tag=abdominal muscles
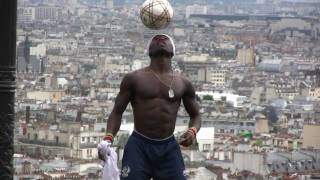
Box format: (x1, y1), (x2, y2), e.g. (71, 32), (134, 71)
(131, 97), (181, 139)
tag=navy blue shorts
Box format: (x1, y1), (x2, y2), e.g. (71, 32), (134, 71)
(120, 131), (186, 180)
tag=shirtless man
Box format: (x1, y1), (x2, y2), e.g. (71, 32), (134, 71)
(100, 34), (201, 180)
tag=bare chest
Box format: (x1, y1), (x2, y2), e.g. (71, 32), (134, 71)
(133, 73), (185, 101)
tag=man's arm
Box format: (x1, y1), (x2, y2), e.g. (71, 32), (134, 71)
(98, 74), (133, 161)
(182, 78), (201, 131)
(106, 73), (133, 136)
(180, 77), (201, 147)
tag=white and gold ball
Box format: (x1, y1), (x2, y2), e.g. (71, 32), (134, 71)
(140, 0), (173, 30)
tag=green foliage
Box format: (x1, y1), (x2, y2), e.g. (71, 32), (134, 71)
(203, 95), (213, 101)
(254, 140), (263, 147)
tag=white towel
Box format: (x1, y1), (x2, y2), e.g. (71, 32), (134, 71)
(97, 141), (120, 180)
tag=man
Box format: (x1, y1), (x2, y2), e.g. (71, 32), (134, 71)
(99, 34), (201, 180)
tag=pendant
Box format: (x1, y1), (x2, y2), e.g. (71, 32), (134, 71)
(168, 89), (174, 98)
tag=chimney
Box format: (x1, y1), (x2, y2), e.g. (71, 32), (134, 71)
(76, 106), (84, 122)
(23, 106), (30, 135)
(76, 111), (82, 122)
(26, 106), (30, 124)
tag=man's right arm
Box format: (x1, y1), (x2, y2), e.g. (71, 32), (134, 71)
(106, 73), (133, 136)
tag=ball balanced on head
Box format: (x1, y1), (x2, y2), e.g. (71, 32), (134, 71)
(140, 0), (173, 30)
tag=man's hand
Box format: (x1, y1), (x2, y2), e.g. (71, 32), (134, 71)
(179, 131), (194, 147)
(97, 140), (111, 161)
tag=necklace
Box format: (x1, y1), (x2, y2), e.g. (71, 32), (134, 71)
(149, 68), (175, 98)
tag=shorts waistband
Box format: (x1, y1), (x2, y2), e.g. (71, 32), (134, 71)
(132, 130), (175, 144)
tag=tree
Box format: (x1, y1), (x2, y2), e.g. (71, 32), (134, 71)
(203, 95), (213, 101)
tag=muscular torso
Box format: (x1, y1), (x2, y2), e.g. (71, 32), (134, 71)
(129, 68), (186, 139)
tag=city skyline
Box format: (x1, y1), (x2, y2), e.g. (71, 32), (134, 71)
(13, 0), (320, 179)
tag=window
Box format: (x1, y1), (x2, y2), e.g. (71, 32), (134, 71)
(203, 144), (211, 151)
(55, 136), (59, 144)
(87, 149), (92, 157)
(246, 122), (254, 126)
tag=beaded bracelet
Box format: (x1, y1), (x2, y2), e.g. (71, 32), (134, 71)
(187, 127), (198, 138)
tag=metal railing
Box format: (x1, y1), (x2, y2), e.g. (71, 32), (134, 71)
(18, 138), (69, 147)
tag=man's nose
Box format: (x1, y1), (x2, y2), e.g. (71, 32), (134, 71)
(158, 41), (166, 47)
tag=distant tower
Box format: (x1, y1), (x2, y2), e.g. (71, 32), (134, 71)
(311, 23), (319, 40)
(23, 35), (31, 72)
(40, 56), (46, 74)
(316, 65), (320, 87)
(250, 39), (256, 66)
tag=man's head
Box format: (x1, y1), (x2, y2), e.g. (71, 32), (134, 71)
(147, 34), (175, 59)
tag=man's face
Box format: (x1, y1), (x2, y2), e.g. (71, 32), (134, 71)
(151, 50), (172, 60)
(149, 35), (174, 59)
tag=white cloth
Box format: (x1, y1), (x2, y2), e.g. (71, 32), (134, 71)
(97, 141), (120, 180)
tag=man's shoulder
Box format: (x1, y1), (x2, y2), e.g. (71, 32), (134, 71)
(176, 71), (191, 84)
(134, 67), (149, 74)
(126, 68), (148, 77)
(122, 68), (148, 81)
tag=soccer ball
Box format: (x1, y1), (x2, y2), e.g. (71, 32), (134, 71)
(140, 0), (173, 30)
